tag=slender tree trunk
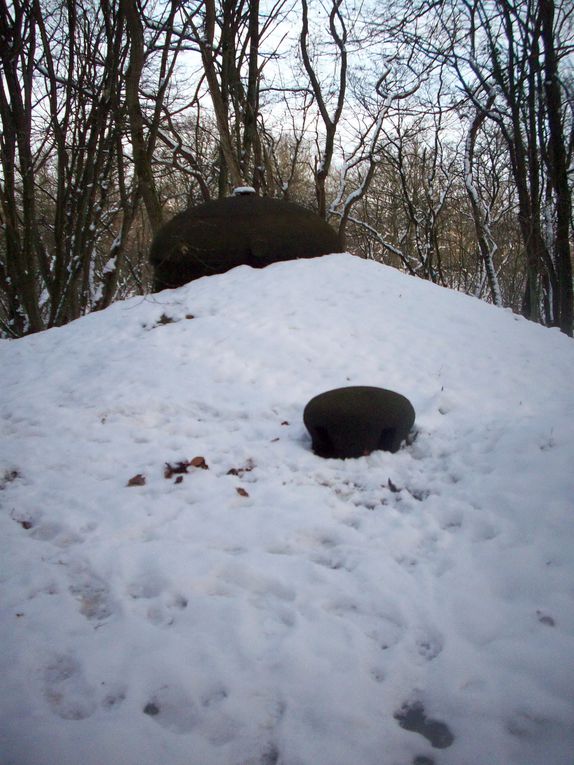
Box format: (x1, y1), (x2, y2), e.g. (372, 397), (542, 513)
(539, 0), (573, 336)
(464, 106), (503, 306)
(196, 0), (243, 190)
(300, 0), (347, 217)
(243, 0), (262, 189)
(122, 0), (163, 234)
(0, 0), (44, 333)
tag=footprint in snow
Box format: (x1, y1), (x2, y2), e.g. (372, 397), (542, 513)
(394, 701), (454, 749)
(311, 548), (356, 571)
(415, 630), (444, 662)
(255, 743), (281, 764)
(146, 593), (188, 627)
(219, 562), (296, 604)
(44, 654), (96, 720)
(68, 563), (116, 623)
(325, 598), (404, 651)
(127, 573), (188, 627)
(143, 684), (197, 733)
(29, 521), (84, 547)
(200, 682), (229, 709)
(196, 682), (242, 746)
(127, 571), (165, 601)
(101, 683), (127, 711)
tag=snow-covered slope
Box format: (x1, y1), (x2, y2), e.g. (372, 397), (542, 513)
(1, 253), (573, 765)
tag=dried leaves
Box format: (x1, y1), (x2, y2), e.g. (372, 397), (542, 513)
(143, 313), (195, 330)
(128, 457), (210, 487)
(127, 474), (146, 487)
(127, 455), (254, 497)
(164, 457), (208, 479)
(226, 459), (255, 477)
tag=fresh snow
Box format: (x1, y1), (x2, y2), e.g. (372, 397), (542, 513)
(1, 253), (573, 765)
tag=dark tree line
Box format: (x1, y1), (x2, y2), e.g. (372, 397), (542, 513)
(1, 0), (572, 337)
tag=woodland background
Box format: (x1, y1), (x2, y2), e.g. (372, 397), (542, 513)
(1, 0), (572, 337)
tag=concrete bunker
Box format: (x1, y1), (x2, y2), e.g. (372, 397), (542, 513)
(150, 192), (342, 291)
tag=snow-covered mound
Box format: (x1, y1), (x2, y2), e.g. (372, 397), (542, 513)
(1, 253), (573, 765)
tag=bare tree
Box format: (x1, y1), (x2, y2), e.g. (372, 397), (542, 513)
(424, 0), (574, 334)
(0, 0), (198, 335)
(539, 0), (574, 335)
(0, 0), (132, 333)
(464, 102), (502, 306)
(0, 0), (44, 334)
(180, 0), (289, 195)
(299, 0), (347, 219)
(298, 0), (424, 247)
(371, 105), (457, 285)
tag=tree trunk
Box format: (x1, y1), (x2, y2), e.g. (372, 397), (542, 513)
(198, 0), (243, 191)
(539, 0), (573, 336)
(122, 0), (163, 234)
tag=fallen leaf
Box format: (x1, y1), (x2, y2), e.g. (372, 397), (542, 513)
(227, 459), (254, 476)
(236, 487), (249, 497)
(165, 457), (209, 479)
(127, 474), (146, 487)
(164, 461), (190, 479)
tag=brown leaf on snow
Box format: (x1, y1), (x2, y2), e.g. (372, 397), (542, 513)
(165, 457), (208, 479)
(226, 459), (255, 477)
(164, 462), (189, 479)
(236, 487), (249, 497)
(163, 462), (189, 479)
(190, 456), (209, 470)
(127, 474), (146, 487)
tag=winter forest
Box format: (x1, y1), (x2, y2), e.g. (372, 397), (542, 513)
(1, 0), (573, 338)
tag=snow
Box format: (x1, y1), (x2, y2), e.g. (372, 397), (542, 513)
(1, 253), (573, 765)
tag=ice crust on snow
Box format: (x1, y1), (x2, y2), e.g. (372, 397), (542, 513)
(1, 253), (573, 765)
